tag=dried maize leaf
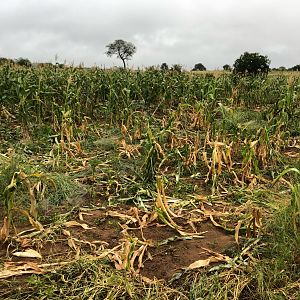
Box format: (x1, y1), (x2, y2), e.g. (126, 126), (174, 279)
(13, 249), (42, 259)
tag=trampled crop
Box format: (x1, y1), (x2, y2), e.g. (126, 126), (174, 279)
(0, 65), (299, 299)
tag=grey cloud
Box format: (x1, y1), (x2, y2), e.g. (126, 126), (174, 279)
(0, 0), (299, 69)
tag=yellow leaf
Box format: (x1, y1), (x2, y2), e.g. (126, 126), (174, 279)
(19, 210), (44, 231)
(26, 262), (43, 272)
(0, 217), (9, 242)
(67, 238), (77, 250)
(64, 221), (94, 230)
(62, 229), (71, 237)
(75, 247), (81, 260)
(0, 262), (43, 279)
(19, 238), (32, 248)
(187, 258), (211, 269)
(13, 249), (42, 259)
(106, 212), (137, 224)
(78, 212), (93, 221)
(235, 220), (243, 244)
(28, 215), (44, 231)
(209, 215), (222, 228)
(187, 253), (229, 270)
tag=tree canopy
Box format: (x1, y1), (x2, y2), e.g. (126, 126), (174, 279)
(160, 63), (169, 71)
(105, 39), (136, 69)
(171, 64), (183, 72)
(290, 64), (300, 71)
(233, 52), (270, 75)
(192, 63), (206, 71)
(223, 64), (232, 71)
(0, 57), (14, 65)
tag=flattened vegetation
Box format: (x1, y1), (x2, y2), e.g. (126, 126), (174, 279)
(0, 201), (240, 281)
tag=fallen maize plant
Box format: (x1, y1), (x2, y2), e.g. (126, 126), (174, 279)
(0, 65), (299, 299)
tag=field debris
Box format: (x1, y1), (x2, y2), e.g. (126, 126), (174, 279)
(0, 66), (299, 298)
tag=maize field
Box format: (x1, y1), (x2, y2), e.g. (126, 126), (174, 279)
(0, 64), (299, 299)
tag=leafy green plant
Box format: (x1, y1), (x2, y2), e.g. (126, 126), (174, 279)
(273, 167), (300, 214)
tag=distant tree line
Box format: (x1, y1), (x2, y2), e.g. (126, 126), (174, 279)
(2, 40), (300, 75)
(272, 65), (300, 71)
(104, 40), (300, 75)
(0, 57), (32, 66)
(0, 57), (65, 68)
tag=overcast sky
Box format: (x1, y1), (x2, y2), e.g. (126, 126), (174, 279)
(0, 0), (299, 69)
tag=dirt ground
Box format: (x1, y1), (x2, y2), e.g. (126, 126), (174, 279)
(0, 202), (237, 281)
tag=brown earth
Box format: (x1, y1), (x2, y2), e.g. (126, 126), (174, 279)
(138, 223), (235, 280)
(0, 203), (236, 281)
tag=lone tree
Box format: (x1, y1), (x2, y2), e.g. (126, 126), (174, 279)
(277, 66), (286, 71)
(160, 62), (169, 71)
(233, 52), (270, 75)
(171, 64), (183, 72)
(192, 63), (206, 71)
(15, 57), (32, 67)
(223, 64), (232, 71)
(105, 39), (136, 69)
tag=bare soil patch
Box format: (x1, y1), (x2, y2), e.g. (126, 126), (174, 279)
(0, 203), (236, 281)
(139, 223), (234, 279)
